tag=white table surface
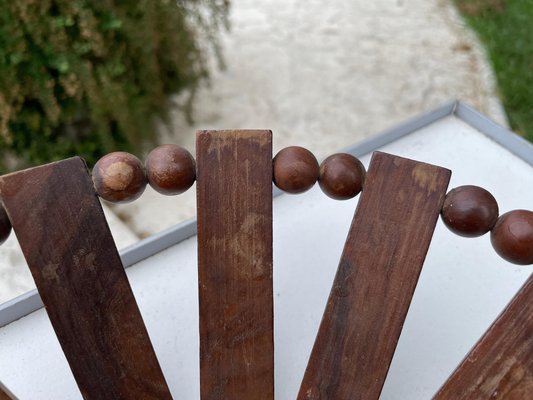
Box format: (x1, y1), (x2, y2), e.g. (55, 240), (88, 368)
(1, 114), (532, 399)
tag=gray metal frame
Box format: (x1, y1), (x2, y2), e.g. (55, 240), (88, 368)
(2, 100), (532, 328)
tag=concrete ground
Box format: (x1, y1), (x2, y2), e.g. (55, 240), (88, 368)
(0, 0), (507, 303)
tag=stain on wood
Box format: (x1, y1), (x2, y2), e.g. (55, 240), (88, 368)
(196, 130), (273, 400)
(298, 151), (451, 400)
(0, 158), (172, 400)
(433, 274), (533, 399)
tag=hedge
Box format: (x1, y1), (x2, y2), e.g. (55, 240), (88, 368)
(0, 0), (229, 172)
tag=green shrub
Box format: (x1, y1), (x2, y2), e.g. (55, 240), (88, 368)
(0, 0), (229, 172)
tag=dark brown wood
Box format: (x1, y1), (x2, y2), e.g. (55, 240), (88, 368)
(434, 273), (533, 399)
(441, 185), (499, 237)
(318, 153), (366, 200)
(0, 390), (9, 400)
(92, 151), (147, 203)
(491, 210), (533, 265)
(196, 130), (274, 400)
(146, 144), (196, 195)
(273, 146), (319, 194)
(0, 158), (172, 400)
(298, 151), (451, 400)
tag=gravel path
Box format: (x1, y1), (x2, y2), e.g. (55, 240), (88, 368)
(110, 0), (506, 237)
(0, 0), (507, 303)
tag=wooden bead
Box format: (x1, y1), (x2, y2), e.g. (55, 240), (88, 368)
(145, 144), (196, 195)
(273, 146), (319, 194)
(441, 185), (499, 237)
(491, 210), (533, 265)
(0, 203), (12, 245)
(92, 152), (147, 203)
(319, 153), (365, 200)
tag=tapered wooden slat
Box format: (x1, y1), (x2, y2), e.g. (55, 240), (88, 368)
(196, 130), (274, 400)
(298, 151), (451, 400)
(433, 274), (533, 399)
(0, 158), (172, 400)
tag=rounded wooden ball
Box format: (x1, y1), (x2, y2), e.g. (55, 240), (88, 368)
(441, 185), (499, 237)
(318, 153), (366, 200)
(92, 152), (147, 203)
(273, 146), (319, 194)
(491, 210), (533, 265)
(0, 204), (11, 245)
(145, 144), (196, 195)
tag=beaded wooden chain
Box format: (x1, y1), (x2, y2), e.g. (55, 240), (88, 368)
(0, 144), (532, 266)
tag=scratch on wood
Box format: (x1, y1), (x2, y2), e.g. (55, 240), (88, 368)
(412, 164), (439, 194)
(42, 262), (60, 283)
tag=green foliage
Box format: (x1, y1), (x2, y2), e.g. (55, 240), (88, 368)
(0, 0), (229, 171)
(454, 0), (533, 142)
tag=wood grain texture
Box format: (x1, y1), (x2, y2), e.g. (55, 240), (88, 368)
(434, 274), (533, 399)
(196, 130), (273, 400)
(298, 151), (451, 400)
(0, 158), (172, 400)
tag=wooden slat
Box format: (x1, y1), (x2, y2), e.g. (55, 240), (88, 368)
(433, 274), (533, 399)
(196, 130), (273, 399)
(0, 158), (172, 400)
(298, 151), (451, 400)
